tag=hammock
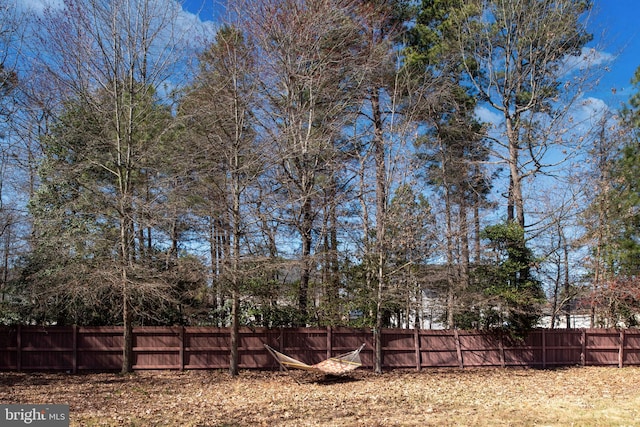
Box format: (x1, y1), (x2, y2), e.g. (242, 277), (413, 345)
(264, 343), (366, 375)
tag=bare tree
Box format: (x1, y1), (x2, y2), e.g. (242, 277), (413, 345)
(452, 0), (594, 228)
(576, 111), (630, 327)
(180, 24), (261, 376)
(0, 1), (26, 310)
(236, 0), (363, 323)
(348, 0), (455, 371)
(534, 184), (583, 328)
(28, 0), (194, 372)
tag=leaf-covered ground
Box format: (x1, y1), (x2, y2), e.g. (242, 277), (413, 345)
(1, 367), (639, 426)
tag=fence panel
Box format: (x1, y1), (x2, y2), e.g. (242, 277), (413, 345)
(420, 330), (458, 368)
(457, 331), (502, 367)
(77, 327), (122, 371)
(500, 331), (536, 367)
(2, 326), (640, 372)
(184, 327), (228, 369)
(133, 327), (182, 370)
(544, 329), (583, 367)
(240, 328), (277, 369)
(0, 327), (17, 370)
(382, 329), (416, 369)
(585, 330), (620, 366)
(623, 331), (640, 366)
(17, 327), (75, 371)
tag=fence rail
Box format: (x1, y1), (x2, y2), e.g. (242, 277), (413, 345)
(1, 326), (639, 372)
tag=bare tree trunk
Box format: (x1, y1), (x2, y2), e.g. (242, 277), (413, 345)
(505, 113), (524, 227)
(372, 89), (386, 374)
(121, 266), (133, 374)
(444, 186), (455, 329)
(229, 151), (242, 376)
(460, 197), (470, 291)
(299, 199), (313, 324)
(0, 219), (10, 303)
(473, 203), (481, 262)
(563, 241), (571, 329)
(229, 278), (240, 375)
(322, 183), (340, 324)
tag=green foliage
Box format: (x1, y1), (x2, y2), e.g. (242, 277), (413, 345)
(6, 0), (611, 334)
(598, 66), (640, 279)
(16, 81), (211, 327)
(608, 144), (640, 276)
(458, 222), (545, 336)
(405, 0), (473, 68)
(576, 65), (640, 327)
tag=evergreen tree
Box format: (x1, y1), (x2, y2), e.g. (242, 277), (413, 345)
(407, 0), (494, 328)
(180, 24), (261, 376)
(23, 86), (205, 327)
(461, 222), (545, 336)
(444, 0), (593, 228)
(582, 67), (640, 326)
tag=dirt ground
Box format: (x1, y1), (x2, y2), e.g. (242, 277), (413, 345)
(1, 366), (639, 426)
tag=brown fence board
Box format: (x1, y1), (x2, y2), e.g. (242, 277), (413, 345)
(418, 330), (458, 368)
(623, 332), (640, 366)
(458, 331), (502, 367)
(382, 329), (415, 369)
(2, 326), (640, 372)
(584, 330), (620, 366)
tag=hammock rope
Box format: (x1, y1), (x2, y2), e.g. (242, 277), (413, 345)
(264, 343), (366, 375)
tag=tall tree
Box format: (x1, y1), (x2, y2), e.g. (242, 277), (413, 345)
(580, 69), (640, 326)
(351, 0), (445, 372)
(613, 67), (640, 277)
(237, 0), (363, 323)
(0, 0), (24, 315)
(575, 111), (621, 327)
(27, 0), (194, 372)
(180, 24), (260, 376)
(406, 0), (494, 329)
(417, 110), (492, 328)
(449, 0), (592, 228)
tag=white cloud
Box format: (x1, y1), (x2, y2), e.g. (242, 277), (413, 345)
(16, 0), (217, 38)
(561, 46), (615, 76)
(15, 0), (63, 13)
(475, 105), (504, 127)
(574, 96), (609, 123)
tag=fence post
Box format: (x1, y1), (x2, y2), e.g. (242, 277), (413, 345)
(16, 324), (21, 371)
(72, 325), (78, 374)
(542, 328), (546, 369)
(454, 329), (463, 368)
(326, 326), (332, 359)
(499, 334), (505, 368)
(581, 329), (586, 366)
(619, 330), (625, 368)
(414, 328), (421, 371)
(179, 326), (185, 371)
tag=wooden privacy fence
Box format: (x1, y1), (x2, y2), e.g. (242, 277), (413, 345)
(1, 326), (640, 373)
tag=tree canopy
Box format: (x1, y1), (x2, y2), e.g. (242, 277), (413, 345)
(0, 0), (638, 374)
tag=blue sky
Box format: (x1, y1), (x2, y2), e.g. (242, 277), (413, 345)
(181, 0), (226, 23)
(588, 0), (640, 107)
(15, 0), (640, 113)
(180, 0), (640, 112)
